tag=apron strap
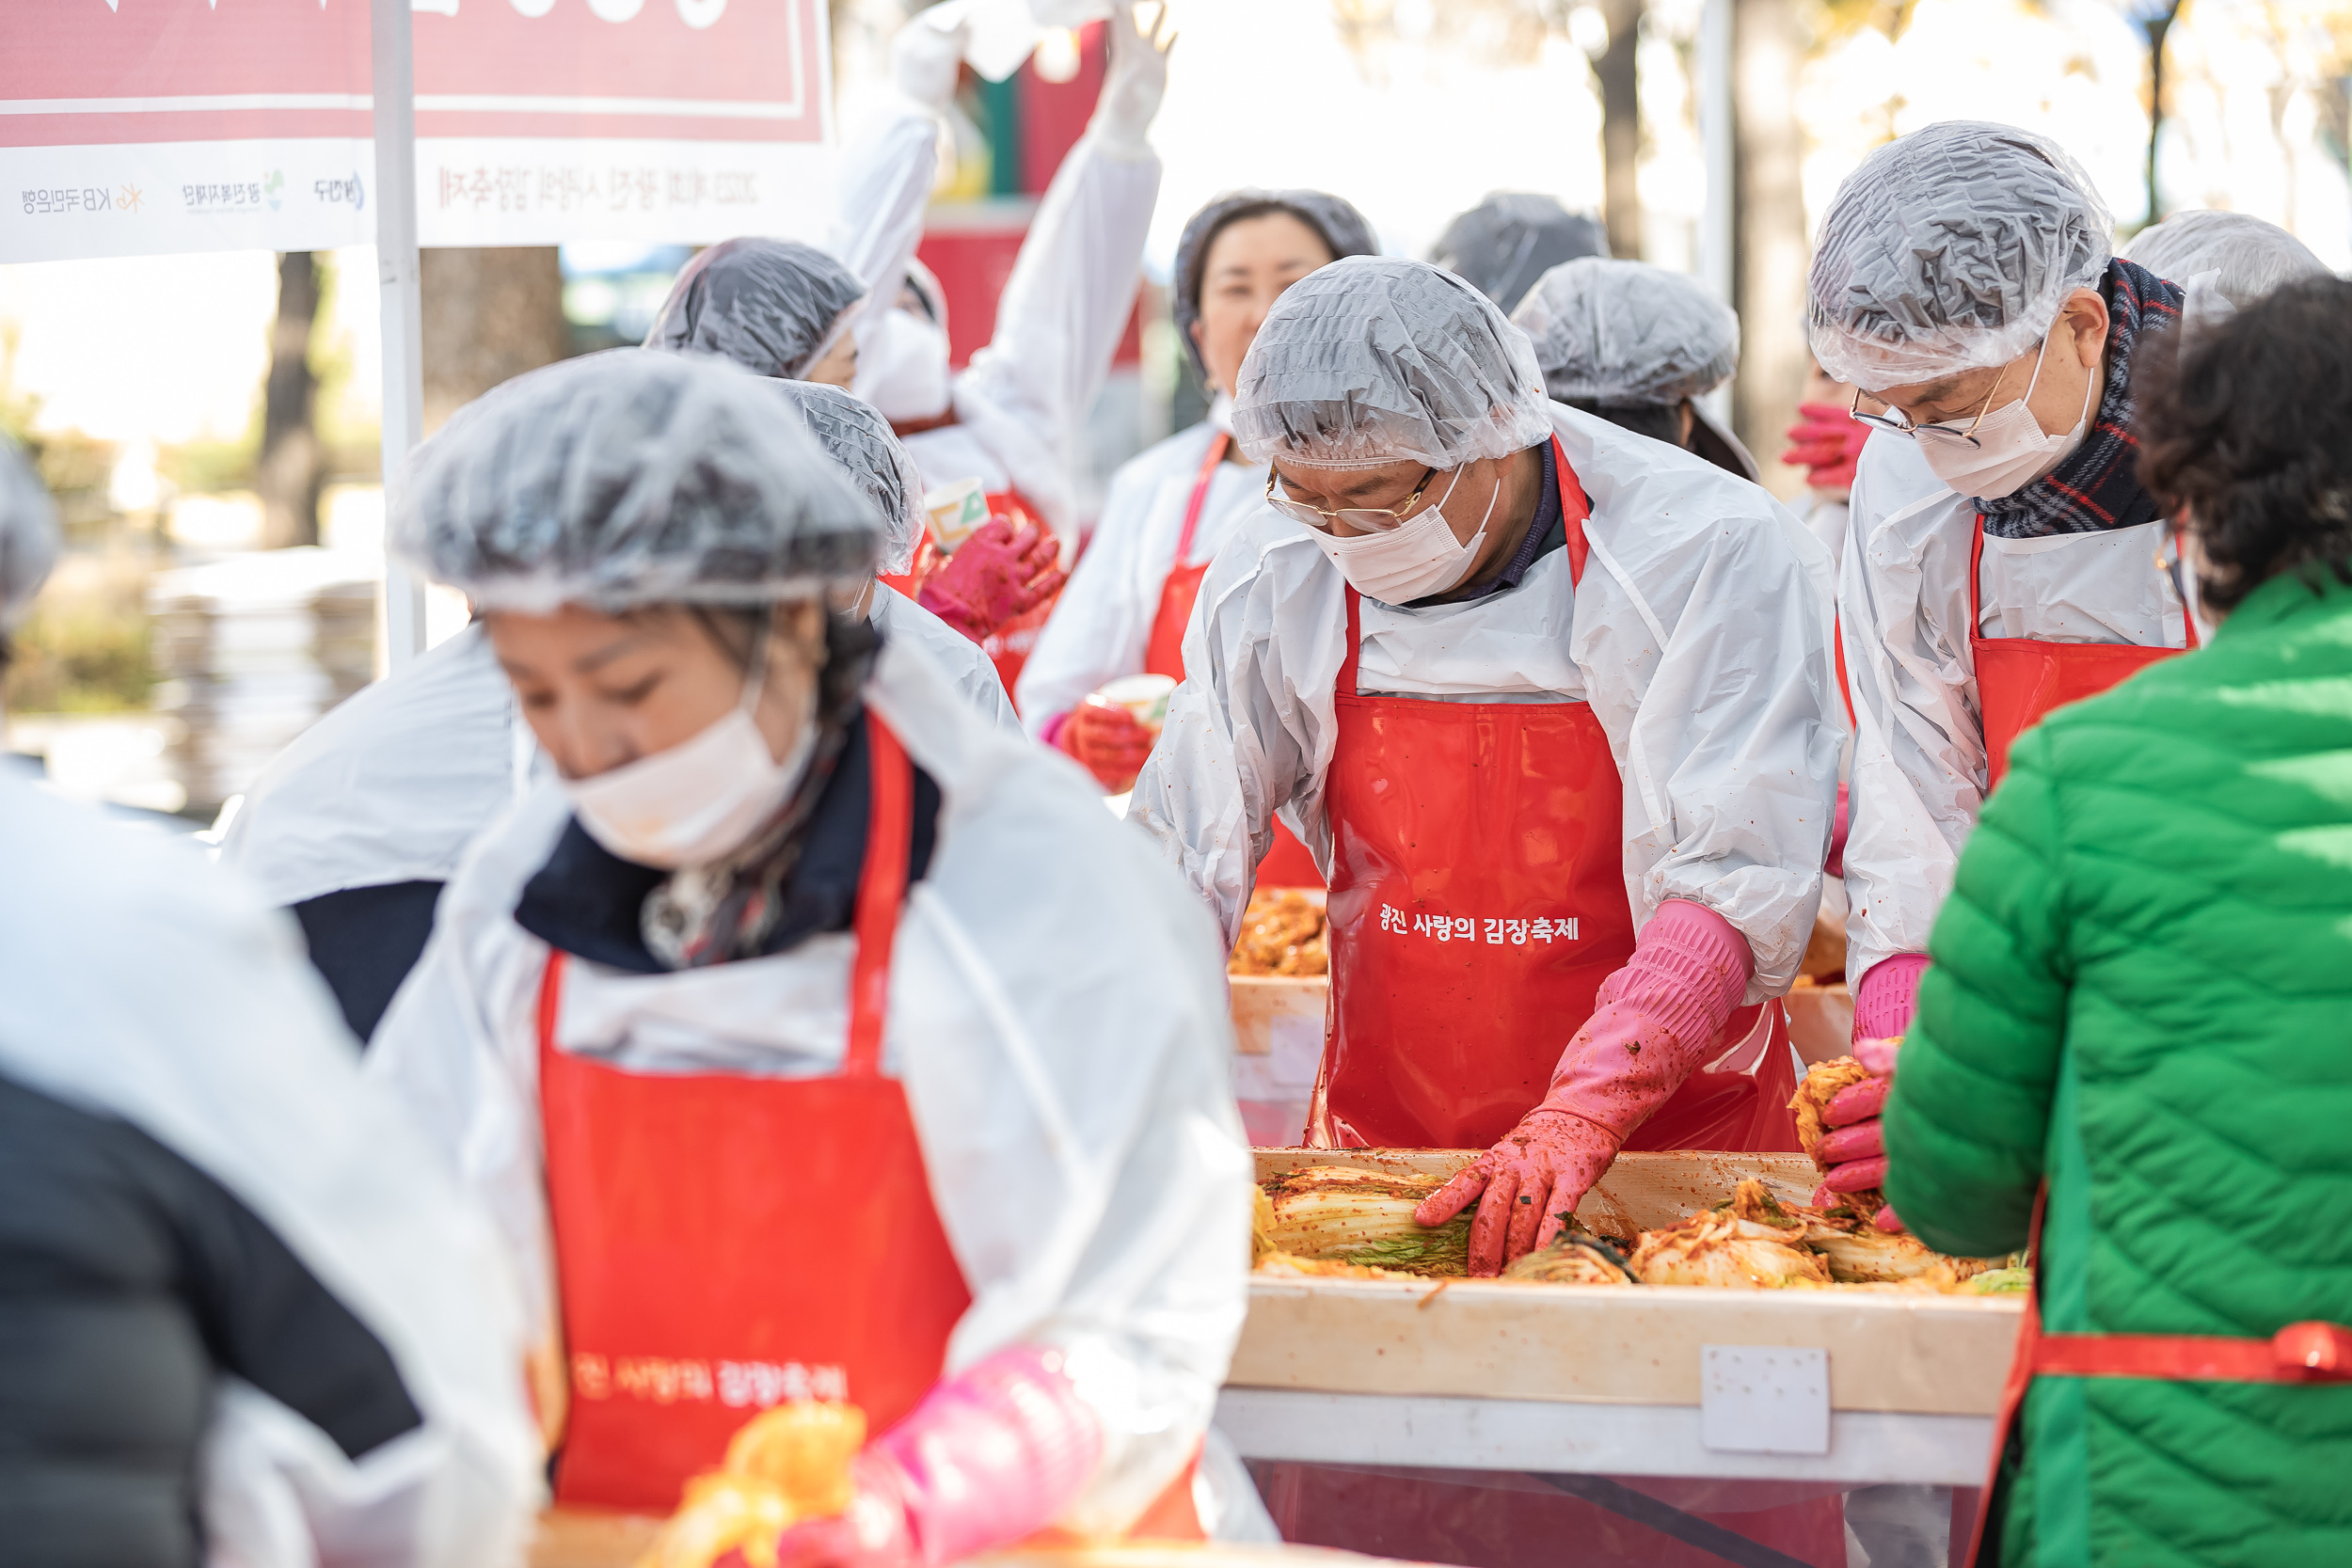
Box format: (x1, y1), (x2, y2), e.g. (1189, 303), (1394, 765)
(1970, 512), (1988, 639)
(1552, 435), (1593, 589)
(847, 710), (914, 1078)
(1173, 432), (1230, 570)
(537, 948), (568, 1054)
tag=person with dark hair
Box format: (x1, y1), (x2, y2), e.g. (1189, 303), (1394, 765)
(1428, 191), (1608, 314)
(1017, 188), (1375, 849)
(1511, 256), (1759, 480)
(1878, 274), (2352, 1566)
(365, 350), (1252, 1554)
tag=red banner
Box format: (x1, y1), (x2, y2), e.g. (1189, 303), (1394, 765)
(2, 0), (834, 261)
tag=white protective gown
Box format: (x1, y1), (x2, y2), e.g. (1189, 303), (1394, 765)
(842, 107), (1161, 541)
(1128, 404), (1846, 1002)
(366, 634), (1251, 1537)
(1016, 401), (1258, 730)
(221, 596), (1015, 911)
(1836, 431), (2196, 986)
(0, 778), (538, 1568)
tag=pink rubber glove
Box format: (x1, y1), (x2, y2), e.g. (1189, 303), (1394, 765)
(1417, 900), (1754, 1275)
(1055, 702), (1155, 793)
(1781, 401), (1869, 493)
(1816, 1035), (1906, 1232)
(1851, 952), (1927, 1044)
(916, 518), (1068, 644)
(771, 1345), (1104, 1568)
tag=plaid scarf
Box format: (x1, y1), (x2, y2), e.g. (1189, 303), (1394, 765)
(1979, 258), (2185, 540)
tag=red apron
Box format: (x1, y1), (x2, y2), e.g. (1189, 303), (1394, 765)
(1309, 436), (1798, 1152)
(1145, 432), (1323, 891)
(1970, 517), (2199, 787)
(1963, 1191), (2352, 1566)
(536, 714), (971, 1511)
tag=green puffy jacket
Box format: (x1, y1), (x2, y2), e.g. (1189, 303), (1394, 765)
(1884, 568), (2352, 1568)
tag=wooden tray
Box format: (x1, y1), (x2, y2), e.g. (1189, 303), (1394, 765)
(1240, 1149), (2021, 1417)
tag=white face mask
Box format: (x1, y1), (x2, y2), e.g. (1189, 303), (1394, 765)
(855, 307), (953, 424)
(1915, 334), (2096, 500)
(1304, 466), (1501, 604)
(563, 652), (814, 870)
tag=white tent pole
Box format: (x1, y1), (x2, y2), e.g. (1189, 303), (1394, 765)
(1694, 0), (1736, 424)
(373, 0), (427, 670)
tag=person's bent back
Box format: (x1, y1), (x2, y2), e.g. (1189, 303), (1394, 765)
(0, 780), (537, 1567)
(1883, 277), (2352, 1567)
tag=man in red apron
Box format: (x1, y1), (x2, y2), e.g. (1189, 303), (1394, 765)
(1022, 189), (1377, 888)
(367, 353), (1251, 1557)
(1806, 121), (2196, 1054)
(1129, 257), (1844, 1276)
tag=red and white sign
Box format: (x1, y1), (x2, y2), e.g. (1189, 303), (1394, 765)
(2, 0), (834, 263)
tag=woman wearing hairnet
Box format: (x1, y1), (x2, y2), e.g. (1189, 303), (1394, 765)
(1804, 123), (2206, 1211)
(220, 372), (1019, 1046)
(1512, 256), (1759, 480)
(1428, 192), (1608, 315)
(1017, 189), (1376, 837)
(1131, 257), (1841, 1262)
(833, 5), (1175, 696)
(0, 436), (539, 1565)
(365, 352), (1254, 1555)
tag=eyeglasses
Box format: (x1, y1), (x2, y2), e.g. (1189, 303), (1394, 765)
(1264, 467), (1439, 533)
(1850, 364), (2011, 451)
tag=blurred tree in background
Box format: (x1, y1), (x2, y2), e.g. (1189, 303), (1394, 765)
(421, 247), (572, 436)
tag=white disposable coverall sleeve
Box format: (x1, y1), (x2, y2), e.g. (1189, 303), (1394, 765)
(0, 780), (539, 1568)
(1836, 433), (2195, 986)
(833, 104), (942, 349)
(1129, 406), (1842, 1001)
(368, 635), (1249, 1538)
(949, 133), (1161, 537)
(871, 581), (1024, 736)
(219, 624), (524, 908)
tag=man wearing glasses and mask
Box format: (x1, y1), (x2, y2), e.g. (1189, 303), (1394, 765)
(1128, 256), (1843, 1279)
(1806, 122), (2192, 1086)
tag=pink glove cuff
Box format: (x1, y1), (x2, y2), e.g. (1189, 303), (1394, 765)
(1036, 711), (1072, 751)
(1852, 953), (1929, 1042)
(1544, 900), (1754, 1141)
(870, 1345), (1104, 1566)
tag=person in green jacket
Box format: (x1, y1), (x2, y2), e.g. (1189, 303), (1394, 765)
(1882, 275), (2352, 1565)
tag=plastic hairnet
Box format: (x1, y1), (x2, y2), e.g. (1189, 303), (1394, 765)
(1, 431), (60, 638)
(1807, 120), (2114, 388)
(1232, 257), (1554, 472)
(769, 381), (928, 576)
(644, 237), (867, 380)
(1513, 258), (1740, 406)
(2122, 209), (2329, 311)
(1171, 189), (1380, 379)
(1430, 193), (1608, 316)
(391, 350), (879, 613)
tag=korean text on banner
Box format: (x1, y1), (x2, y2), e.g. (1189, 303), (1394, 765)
(3, 0), (836, 265)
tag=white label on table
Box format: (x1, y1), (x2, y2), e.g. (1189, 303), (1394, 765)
(1699, 1345), (1830, 1455)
